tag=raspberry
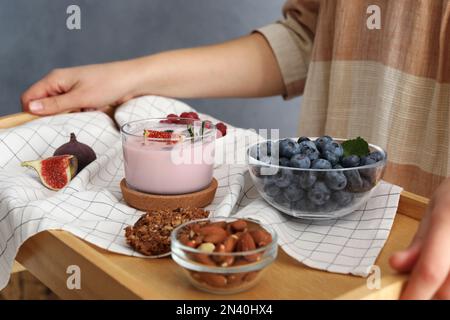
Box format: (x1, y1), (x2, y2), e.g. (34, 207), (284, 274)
(204, 121), (212, 129)
(216, 122), (227, 137)
(180, 112), (195, 119)
(189, 112), (200, 120)
(164, 114), (180, 124)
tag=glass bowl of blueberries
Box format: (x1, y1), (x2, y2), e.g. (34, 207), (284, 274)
(247, 136), (387, 220)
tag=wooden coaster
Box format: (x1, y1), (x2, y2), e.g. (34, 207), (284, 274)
(120, 178), (218, 212)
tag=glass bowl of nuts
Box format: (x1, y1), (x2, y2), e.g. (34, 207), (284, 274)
(171, 217), (278, 294)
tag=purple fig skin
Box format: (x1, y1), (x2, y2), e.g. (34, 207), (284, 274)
(54, 133), (96, 174)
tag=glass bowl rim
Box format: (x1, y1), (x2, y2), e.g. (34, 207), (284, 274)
(171, 216), (278, 257)
(120, 117), (216, 140)
(247, 137), (387, 172)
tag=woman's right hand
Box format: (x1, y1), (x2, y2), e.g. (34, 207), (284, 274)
(21, 61), (140, 115)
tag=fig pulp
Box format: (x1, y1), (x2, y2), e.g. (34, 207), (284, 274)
(21, 155), (78, 191)
(54, 133), (96, 173)
(143, 129), (183, 144)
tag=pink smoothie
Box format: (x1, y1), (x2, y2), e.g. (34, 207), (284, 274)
(123, 135), (215, 195)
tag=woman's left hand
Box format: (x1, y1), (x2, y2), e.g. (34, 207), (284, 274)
(390, 178), (450, 299)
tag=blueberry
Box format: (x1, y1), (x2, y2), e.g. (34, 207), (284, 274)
(319, 200), (338, 212)
(297, 171), (318, 189)
(342, 155), (361, 168)
(290, 154), (311, 169)
(360, 156), (376, 166)
(283, 184), (305, 202)
(279, 139), (301, 158)
(299, 141), (320, 161)
(333, 164), (344, 169)
(359, 156), (377, 182)
(263, 181), (281, 198)
(274, 169), (294, 188)
(324, 171), (347, 190)
(369, 151), (384, 162)
(332, 191), (354, 207)
(359, 177), (376, 192)
(297, 136), (310, 144)
(314, 136), (333, 152)
(359, 166), (377, 184)
(292, 198), (317, 212)
(279, 157), (291, 167)
(344, 170), (363, 192)
(307, 182), (331, 206)
(322, 150), (340, 166)
(274, 193), (290, 207)
(322, 141), (344, 160)
(311, 159), (332, 170)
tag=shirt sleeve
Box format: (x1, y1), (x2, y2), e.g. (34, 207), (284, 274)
(255, 0), (319, 99)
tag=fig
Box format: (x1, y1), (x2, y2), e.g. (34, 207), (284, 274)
(21, 155), (78, 191)
(54, 133), (96, 173)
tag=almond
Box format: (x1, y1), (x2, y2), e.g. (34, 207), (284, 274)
(199, 273), (227, 287)
(232, 258), (252, 267)
(199, 225), (228, 244)
(244, 271), (259, 282)
(245, 253), (261, 263)
(220, 259), (234, 268)
(212, 244), (235, 266)
(226, 224), (233, 235)
(179, 234), (196, 248)
(237, 232), (261, 262)
(226, 274), (245, 286)
(191, 223), (202, 235)
(212, 243), (226, 260)
(192, 253), (216, 266)
(236, 232), (256, 252)
(208, 221), (227, 229)
(249, 229), (272, 247)
(185, 240), (197, 248)
(226, 259), (249, 285)
(223, 235), (238, 252)
(230, 220), (247, 232)
(193, 235), (204, 245)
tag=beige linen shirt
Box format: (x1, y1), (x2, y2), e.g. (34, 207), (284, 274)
(257, 0), (450, 197)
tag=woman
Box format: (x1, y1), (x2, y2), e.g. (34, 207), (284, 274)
(22, 0), (450, 299)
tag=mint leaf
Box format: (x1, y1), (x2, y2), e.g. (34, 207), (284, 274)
(342, 137), (370, 158)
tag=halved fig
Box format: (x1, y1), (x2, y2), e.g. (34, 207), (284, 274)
(21, 155), (78, 191)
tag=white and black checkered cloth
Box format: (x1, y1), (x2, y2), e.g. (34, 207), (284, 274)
(0, 96), (402, 290)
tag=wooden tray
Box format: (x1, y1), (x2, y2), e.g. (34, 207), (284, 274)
(1, 112), (428, 300)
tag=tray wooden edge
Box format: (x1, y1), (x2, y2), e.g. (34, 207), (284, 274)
(13, 191), (425, 300)
(0, 112), (38, 128)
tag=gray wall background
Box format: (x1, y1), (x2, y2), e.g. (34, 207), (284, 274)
(0, 0), (301, 136)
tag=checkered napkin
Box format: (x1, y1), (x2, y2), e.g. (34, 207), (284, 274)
(0, 96), (402, 290)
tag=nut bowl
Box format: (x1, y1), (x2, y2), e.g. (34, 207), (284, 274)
(171, 217), (278, 294)
(248, 138), (387, 220)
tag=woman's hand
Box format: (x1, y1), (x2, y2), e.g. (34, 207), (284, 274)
(21, 61), (140, 115)
(21, 34), (284, 116)
(390, 178), (450, 299)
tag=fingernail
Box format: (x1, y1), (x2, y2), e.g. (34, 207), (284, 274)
(29, 101), (44, 112)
